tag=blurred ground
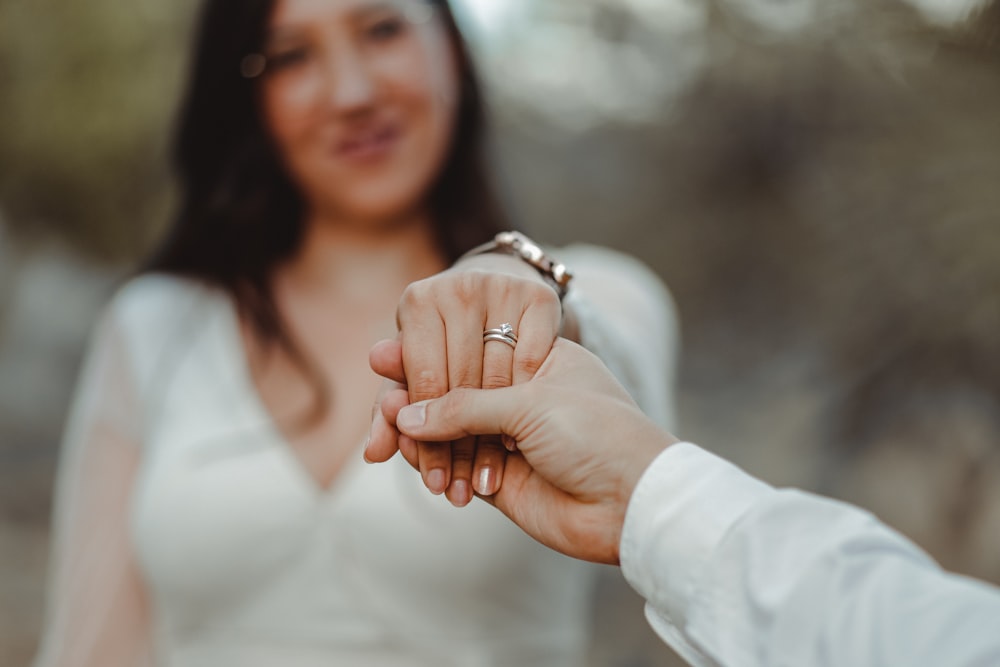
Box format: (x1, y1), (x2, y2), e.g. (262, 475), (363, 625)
(2, 1), (999, 665)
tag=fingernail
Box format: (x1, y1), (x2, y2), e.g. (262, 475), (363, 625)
(397, 402), (428, 430)
(475, 467), (495, 496)
(450, 480), (471, 508)
(502, 435), (517, 452)
(427, 468), (446, 495)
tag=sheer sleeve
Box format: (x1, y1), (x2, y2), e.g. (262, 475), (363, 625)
(34, 302), (154, 667)
(561, 245), (679, 430)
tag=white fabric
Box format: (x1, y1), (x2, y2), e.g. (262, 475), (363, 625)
(621, 443), (1000, 667)
(36, 246), (677, 667)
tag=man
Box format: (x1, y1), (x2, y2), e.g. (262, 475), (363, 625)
(367, 337), (1000, 666)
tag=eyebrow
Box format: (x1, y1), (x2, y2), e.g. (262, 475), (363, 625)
(264, 0), (421, 45)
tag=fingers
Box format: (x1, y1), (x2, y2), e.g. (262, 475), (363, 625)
(475, 320), (517, 495)
(369, 338), (405, 384)
(396, 386), (520, 442)
(365, 379), (408, 464)
(417, 441), (451, 495)
(392, 271), (560, 505)
(446, 437), (475, 507)
(366, 407), (399, 464)
(445, 303), (486, 392)
(397, 301), (455, 495)
(472, 435), (506, 496)
(366, 340), (408, 465)
(513, 304), (560, 385)
(434, 305), (486, 504)
(399, 434), (419, 470)
(400, 314), (448, 405)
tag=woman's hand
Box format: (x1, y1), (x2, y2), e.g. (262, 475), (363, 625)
(370, 253), (562, 506)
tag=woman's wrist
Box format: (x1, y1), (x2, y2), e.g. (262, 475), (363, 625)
(558, 300), (581, 343)
(452, 251), (550, 284)
(457, 231), (573, 300)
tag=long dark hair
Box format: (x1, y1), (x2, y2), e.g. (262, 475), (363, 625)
(144, 0), (507, 414)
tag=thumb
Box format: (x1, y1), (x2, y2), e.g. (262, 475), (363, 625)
(396, 385), (524, 442)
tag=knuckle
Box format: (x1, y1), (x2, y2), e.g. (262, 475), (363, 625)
(399, 281), (431, 312)
(450, 378), (479, 390)
(418, 440), (449, 461)
(536, 286), (560, 307)
(515, 352), (545, 375)
(438, 389), (468, 422)
(476, 436), (506, 454)
(481, 372), (512, 389)
(452, 446), (475, 464)
(409, 370), (445, 400)
(454, 271), (481, 301)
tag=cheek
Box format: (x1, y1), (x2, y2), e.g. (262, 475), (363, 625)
(399, 48), (461, 166)
(258, 83), (311, 161)
(400, 23), (461, 139)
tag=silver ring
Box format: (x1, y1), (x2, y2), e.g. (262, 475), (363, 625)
(483, 322), (517, 348)
(484, 333), (517, 349)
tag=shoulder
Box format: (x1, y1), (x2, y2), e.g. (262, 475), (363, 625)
(106, 273), (224, 329)
(90, 274), (233, 397)
(100, 273), (230, 357)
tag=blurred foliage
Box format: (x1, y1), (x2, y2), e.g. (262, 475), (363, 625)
(0, 0), (198, 259)
(491, 0), (1000, 375)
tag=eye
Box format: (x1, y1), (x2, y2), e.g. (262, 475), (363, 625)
(266, 46), (311, 71)
(366, 17), (406, 42)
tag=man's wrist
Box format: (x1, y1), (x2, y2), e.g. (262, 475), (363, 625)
(620, 443), (774, 627)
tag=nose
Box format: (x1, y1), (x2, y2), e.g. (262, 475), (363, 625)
(322, 45), (376, 113)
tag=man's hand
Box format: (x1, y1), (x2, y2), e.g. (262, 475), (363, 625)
(368, 338), (677, 564)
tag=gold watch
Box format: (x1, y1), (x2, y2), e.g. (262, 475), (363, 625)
(459, 231), (573, 300)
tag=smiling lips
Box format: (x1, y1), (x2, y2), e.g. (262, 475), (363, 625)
(335, 123), (401, 163)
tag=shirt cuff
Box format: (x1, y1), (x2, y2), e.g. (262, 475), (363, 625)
(619, 442), (775, 628)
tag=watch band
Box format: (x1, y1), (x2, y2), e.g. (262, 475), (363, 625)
(459, 231), (573, 299)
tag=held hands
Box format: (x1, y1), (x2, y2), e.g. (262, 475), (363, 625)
(368, 338), (677, 565)
(370, 253), (562, 507)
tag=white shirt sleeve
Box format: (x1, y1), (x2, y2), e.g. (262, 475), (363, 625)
(620, 442), (1000, 667)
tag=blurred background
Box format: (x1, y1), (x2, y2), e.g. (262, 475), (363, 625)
(2, 0), (999, 664)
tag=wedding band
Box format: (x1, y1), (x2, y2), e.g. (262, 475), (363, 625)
(483, 322), (517, 348)
(483, 323), (518, 342)
(484, 333), (517, 349)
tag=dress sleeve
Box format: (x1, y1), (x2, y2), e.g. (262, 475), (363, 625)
(561, 245), (679, 430)
(33, 303), (155, 667)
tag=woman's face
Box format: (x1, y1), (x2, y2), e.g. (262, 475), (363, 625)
(258, 0), (460, 225)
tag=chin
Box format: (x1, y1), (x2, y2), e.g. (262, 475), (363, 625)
(334, 180), (434, 224)
(327, 196), (426, 230)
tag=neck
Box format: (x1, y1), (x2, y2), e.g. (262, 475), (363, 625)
(277, 213), (448, 300)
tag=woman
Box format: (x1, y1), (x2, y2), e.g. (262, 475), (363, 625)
(35, 1), (678, 665)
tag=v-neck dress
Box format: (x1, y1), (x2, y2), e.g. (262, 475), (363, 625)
(38, 246), (678, 667)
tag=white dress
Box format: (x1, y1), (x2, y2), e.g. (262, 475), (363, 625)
(35, 246), (678, 667)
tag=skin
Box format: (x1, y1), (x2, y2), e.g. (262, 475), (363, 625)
(368, 338), (679, 565)
(392, 253), (562, 505)
(260, 0), (459, 224)
(252, 0), (562, 503)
